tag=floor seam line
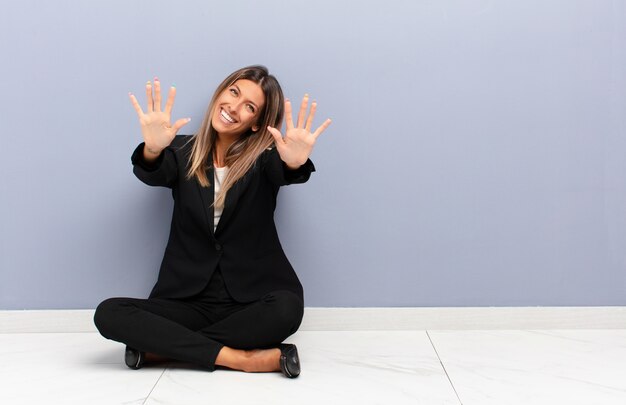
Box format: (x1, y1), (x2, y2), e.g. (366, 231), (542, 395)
(142, 367), (167, 405)
(426, 330), (464, 405)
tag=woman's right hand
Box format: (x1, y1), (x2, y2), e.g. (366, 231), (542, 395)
(128, 77), (191, 155)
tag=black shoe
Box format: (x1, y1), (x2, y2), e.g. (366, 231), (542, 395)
(125, 346), (145, 370)
(278, 343), (300, 378)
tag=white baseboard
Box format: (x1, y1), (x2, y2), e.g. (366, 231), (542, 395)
(1, 307), (625, 333)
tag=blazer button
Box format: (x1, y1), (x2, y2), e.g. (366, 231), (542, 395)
(215, 243), (222, 251)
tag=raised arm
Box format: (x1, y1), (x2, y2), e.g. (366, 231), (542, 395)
(264, 94), (330, 186)
(129, 77), (191, 155)
(128, 77), (192, 187)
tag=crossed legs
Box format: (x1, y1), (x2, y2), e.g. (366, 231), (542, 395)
(93, 290), (304, 372)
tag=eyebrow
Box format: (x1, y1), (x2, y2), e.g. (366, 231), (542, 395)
(233, 84), (259, 110)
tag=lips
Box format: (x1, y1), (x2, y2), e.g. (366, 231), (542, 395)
(220, 108), (236, 124)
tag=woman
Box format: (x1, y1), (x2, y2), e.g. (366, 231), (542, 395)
(94, 65), (330, 378)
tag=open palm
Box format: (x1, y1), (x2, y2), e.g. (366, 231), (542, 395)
(267, 94), (331, 169)
(129, 77), (191, 152)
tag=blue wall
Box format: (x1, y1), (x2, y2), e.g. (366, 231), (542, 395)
(1, 0), (625, 309)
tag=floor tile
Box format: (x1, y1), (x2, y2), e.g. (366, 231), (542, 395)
(428, 330), (626, 405)
(0, 333), (165, 405)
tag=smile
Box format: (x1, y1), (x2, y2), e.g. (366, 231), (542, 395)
(220, 108), (237, 124)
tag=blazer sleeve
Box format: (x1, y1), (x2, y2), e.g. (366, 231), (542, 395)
(131, 137), (188, 188)
(262, 146), (316, 187)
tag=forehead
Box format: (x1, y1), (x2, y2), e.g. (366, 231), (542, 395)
(230, 79), (265, 107)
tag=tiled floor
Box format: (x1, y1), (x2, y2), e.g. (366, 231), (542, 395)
(1, 330), (625, 404)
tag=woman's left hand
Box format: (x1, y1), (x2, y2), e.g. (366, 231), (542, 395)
(267, 94), (331, 169)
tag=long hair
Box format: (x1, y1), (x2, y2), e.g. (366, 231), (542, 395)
(184, 65), (284, 208)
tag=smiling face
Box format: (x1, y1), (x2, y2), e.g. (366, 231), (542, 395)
(211, 79), (266, 138)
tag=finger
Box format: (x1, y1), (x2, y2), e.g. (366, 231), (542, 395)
(164, 84), (176, 116)
(154, 77), (162, 112)
(312, 119), (332, 139)
(285, 99), (294, 131)
(267, 126), (285, 145)
(128, 92), (145, 118)
(296, 94), (309, 128)
(172, 117), (192, 133)
(305, 101), (317, 132)
(145, 80), (153, 113)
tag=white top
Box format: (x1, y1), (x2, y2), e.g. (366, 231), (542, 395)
(214, 166), (228, 231)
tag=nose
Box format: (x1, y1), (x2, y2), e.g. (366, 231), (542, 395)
(232, 101), (246, 115)
(225, 103), (242, 119)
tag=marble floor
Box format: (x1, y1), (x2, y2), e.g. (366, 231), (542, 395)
(1, 330), (625, 404)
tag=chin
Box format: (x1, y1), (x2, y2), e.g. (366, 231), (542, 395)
(211, 118), (229, 135)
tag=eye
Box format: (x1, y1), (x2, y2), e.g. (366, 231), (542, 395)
(246, 104), (255, 113)
(229, 88), (238, 96)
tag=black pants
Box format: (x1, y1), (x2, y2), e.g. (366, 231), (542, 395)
(93, 267), (304, 371)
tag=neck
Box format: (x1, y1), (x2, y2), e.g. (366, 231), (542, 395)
(213, 133), (239, 167)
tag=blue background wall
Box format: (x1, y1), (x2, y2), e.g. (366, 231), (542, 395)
(1, 0), (625, 309)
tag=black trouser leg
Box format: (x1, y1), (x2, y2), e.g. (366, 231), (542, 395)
(94, 296), (225, 371)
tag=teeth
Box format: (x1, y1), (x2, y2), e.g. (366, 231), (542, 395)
(220, 108), (235, 123)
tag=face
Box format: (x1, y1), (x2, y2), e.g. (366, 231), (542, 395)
(211, 79), (265, 137)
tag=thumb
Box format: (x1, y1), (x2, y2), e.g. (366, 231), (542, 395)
(267, 126), (284, 145)
(172, 117), (192, 133)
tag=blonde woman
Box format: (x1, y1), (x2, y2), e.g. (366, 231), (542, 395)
(94, 65), (330, 378)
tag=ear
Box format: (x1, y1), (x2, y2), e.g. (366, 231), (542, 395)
(252, 124), (259, 132)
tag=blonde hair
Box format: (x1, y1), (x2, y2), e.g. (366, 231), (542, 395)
(183, 65), (284, 208)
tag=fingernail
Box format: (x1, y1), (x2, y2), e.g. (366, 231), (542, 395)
(146, 80), (151, 85)
(128, 92), (133, 96)
(187, 118), (191, 122)
(172, 83), (176, 88)
(154, 76), (159, 81)
(304, 93), (309, 97)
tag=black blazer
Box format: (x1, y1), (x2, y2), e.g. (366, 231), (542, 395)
(131, 135), (315, 304)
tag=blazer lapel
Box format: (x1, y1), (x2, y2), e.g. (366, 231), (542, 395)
(196, 165), (216, 238)
(214, 170), (253, 235)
